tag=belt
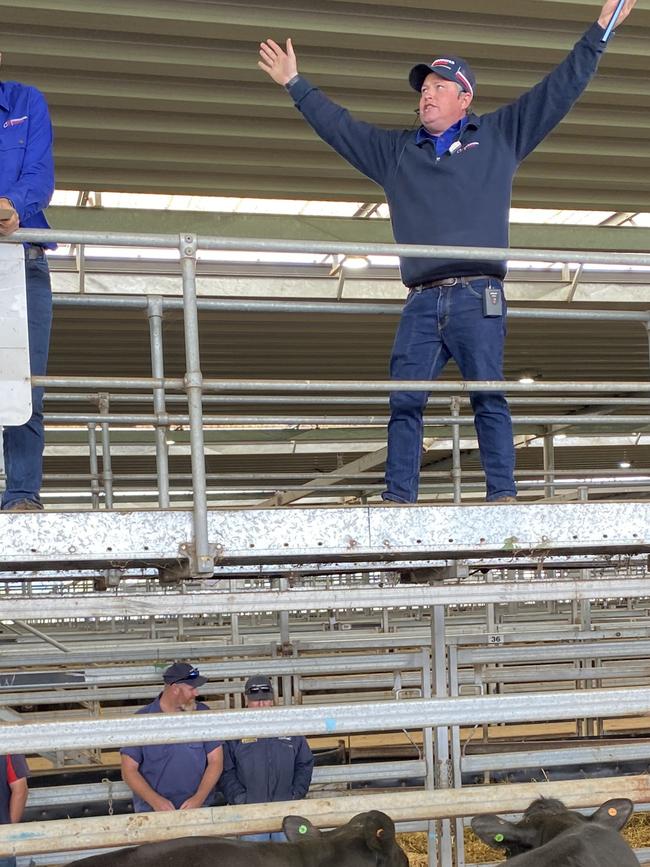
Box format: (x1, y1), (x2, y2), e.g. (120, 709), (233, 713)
(409, 274), (495, 292)
(26, 244), (45, 260)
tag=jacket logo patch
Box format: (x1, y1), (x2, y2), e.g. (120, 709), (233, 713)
(3, 115), (28, 129)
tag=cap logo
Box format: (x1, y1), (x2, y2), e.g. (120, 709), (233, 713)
(431, 58), (455, 68)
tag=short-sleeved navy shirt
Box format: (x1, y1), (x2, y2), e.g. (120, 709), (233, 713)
(0, 754), (28, 824)
(120, 697), (222, 812)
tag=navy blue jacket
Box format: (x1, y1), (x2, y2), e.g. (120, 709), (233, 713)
(220, 736), (314, 805)
(287, 24), (607, 287)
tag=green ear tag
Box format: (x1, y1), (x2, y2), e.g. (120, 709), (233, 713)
(494, 834), (505, 843)
(299, 825), (308, 835)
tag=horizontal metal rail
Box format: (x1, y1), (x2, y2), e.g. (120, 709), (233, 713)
(39, 392), (650, 408)
(50, 292), (650, 321)
(36, 412), (650, 426)
(0, 654), (424, 692)
(26, 760), (427, 811)
(457, 637), (650, 665)
(1, 775), (649, 857)
(4, 687), (650, 754)
(7, 228), (650, 268)
(462, 741), (650, 774)
(3, 581), (650, 620)
(0, 582), (649, 620)
(31, 376), (650, 393)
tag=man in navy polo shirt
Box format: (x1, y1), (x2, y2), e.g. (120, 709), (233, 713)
(120, 662), (223, 812)
(0, 754), (29, 867)
(257, 0), (636, 506)
(0, 58), (55, 511)
(220, 674), (314, 841)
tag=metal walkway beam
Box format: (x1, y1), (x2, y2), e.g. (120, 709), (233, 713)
(0, 501), (648, 572)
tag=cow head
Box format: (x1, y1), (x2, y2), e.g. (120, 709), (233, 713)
(284, 811), (408, 867)
(471, 797), (634, 858)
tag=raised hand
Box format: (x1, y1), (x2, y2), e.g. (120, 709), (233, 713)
(598, 0), (637, 29)
(258, 38), (298, 86)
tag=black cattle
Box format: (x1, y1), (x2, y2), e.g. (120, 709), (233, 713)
(70, 810), (408, 867)
(471, 797), (640, 866)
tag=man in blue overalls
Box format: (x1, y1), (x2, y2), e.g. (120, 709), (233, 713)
(0, 59), (55, 510)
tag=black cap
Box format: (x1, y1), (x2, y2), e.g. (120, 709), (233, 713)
(244, 675), (274, 698)
(163, 662), (207, 688)
(409, 55), (476, 97)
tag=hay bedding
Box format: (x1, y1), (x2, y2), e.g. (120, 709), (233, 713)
(397, 813), (650, 864)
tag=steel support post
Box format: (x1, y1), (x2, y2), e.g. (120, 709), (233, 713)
(450, 397), (462, 504)
(86, 423), (101, 510)
(75, 243), (86, 294)
(179, 234), (212, 576)
(277, 576), (293, 706)
(543, 429), (556, 499)
(147, 296), (170, 509)
(447, 645), (465, 867)
(420, 646), (437, 867)
(431, 606), (453, 867)
(98, 394), (113, 509)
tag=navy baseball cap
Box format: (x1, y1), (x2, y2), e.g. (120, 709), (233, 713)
(163, 662), (207, 688)
(244, 675), (274, 697)
(409, 55), (476, 97)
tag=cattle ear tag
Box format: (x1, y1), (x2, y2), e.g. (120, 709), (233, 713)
(608, 808), (618, 817)
(494, 834), (505, 843)
(376, 829), (384, 838)
(298, 825), (309, 835)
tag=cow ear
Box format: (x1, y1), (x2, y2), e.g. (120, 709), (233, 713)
(283, 816), (322, 842)
(590, 799), (634, 831)
(471, 815), (536, 851)
(363, 811), (396, 851)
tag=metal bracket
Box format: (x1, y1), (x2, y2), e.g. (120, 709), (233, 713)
(180, 232), (198, 259)
(159, 541), (223, 582)
(93, 568), (123, 591)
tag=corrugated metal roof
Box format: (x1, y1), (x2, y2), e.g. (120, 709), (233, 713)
(1, 0), (649, 208)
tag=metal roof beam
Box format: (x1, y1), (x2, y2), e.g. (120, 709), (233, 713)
(47, 207), (650, 253)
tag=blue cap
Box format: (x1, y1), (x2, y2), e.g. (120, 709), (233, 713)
(409, 55), (476, 97)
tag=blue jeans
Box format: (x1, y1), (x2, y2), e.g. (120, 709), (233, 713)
(1, 252), (52, 509)
(0, 857), (16, 867)
(383, 277), (516, 503)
